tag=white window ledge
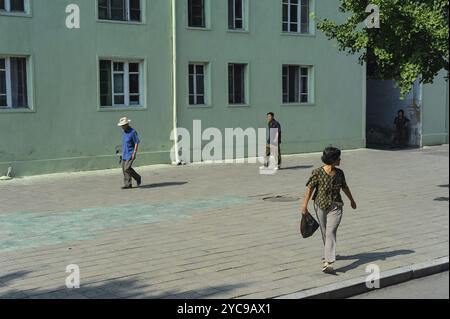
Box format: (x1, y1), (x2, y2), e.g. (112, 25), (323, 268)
(96, 19), (145, 26)
(0, 108), (34, 113)
(228, 104), (250, 108)
(281, 103), (315, 107)
(280, 32), (316, 37)
(98, 106), (147, 112)
(0, 11), (32, 18)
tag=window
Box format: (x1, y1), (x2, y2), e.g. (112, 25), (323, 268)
(282, 65), (311, 104)
(188, 0), (205, 28)
(228, 0), (244, 30)
(282, 0), (310, 33)
(189, 63), (207, 105)
(99, 60), (143, 108)
(98, 0), (141, 22)
(228, 63), (247, 105)
(0, 57), (28, 109)
(0, 0), (26, 12)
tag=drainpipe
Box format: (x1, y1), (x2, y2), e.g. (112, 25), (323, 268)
(171, 0), (180, 164)
(419, 80), (424, 148)
(446, 81), (449, 144)
(362, 61), (367, 148)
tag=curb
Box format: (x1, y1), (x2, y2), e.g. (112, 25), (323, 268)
(276, 256), (449, 299)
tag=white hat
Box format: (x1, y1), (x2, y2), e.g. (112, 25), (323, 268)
(117, 117), (131, 127)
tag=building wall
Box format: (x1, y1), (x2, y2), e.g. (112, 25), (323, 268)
(175, 0), (365, 160)
(2, 0), (366, 176)
(422, 71), (449, 146)
(0, 0), (174, 176)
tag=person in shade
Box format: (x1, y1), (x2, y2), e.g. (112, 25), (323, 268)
(393, 109), (410, 148)
(300, 146), (357, 274)
(118, 117), (142, 189)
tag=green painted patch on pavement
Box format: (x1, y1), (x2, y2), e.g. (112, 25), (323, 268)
(0, 196), (252, 253)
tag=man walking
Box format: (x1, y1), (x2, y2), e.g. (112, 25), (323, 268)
(118, 117), (142, 189)
(263, 112), (282, 170)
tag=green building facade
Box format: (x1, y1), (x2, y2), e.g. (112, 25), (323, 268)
(0, 0), (447, 176)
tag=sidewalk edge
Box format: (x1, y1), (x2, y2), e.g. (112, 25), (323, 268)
(275, 256), (449, 299)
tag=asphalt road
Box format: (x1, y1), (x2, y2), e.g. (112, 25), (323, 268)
(351, 271), (449, 299)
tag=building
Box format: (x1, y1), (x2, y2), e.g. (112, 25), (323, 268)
(0, 0), (447, 176)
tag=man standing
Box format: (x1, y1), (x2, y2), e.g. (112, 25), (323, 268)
(118, 117), (142, 189)
(393, 109), (410, 148)
(263, 112), (282, 170)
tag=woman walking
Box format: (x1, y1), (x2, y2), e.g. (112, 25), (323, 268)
(300, 146), (357, 274)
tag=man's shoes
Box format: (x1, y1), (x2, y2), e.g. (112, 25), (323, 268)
(121, 186), (133, 190)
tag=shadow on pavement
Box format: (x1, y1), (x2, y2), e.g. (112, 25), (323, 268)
(366, 144), (419, 152)
(0, 271), (32, 287)
(335, 249), (415, 274)
(0, 270), (248, 299)
(139, 182), (188, 189)
(280, 165), (313, 171)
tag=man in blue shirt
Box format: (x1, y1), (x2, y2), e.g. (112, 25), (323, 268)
(118, 117), (142, 189)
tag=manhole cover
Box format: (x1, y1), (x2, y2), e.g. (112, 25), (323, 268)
(263, 195), (299, 202)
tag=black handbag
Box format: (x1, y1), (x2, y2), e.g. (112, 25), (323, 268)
(300, 212), (320, 238)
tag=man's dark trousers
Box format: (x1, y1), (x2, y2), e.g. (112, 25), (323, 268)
(122, 160), (141, 188)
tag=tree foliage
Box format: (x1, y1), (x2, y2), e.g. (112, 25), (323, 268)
(316, 0), (449, 96)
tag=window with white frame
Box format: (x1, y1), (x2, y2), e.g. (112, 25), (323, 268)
(98, 0), (141, 22)
(282, 0), (310, 33)
(0, 0), (26, 12)
(99, 60), (143, 108)
(228, 0), (244, 30)
(0, 57), (29, 109)
(282, 65), (311, 104)
(188, 0), (205, 28)
(228, 63), (247, 105)
(189, 63), (207, 105)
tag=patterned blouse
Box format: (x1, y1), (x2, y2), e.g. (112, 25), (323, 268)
(306, 167), (348, 210)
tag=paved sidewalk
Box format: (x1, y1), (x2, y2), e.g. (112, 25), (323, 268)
(0, 146), (448, 299)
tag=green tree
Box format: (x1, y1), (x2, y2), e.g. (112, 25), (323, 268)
(316, 0), (449, 97)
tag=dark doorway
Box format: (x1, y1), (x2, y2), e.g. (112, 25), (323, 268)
(366, 79), (422, 149)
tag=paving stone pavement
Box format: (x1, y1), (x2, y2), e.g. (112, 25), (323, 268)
(0, 146), (448, 299)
